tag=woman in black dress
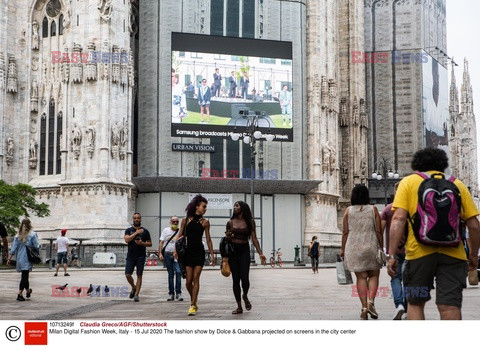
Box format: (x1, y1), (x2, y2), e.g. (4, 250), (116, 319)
(176, 194), (215, 316)
(226, 201), (266, 314)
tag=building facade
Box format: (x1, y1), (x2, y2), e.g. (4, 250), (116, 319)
(0, 0), (137, 263)
(449, 58), (478, 199)
(364, 0), (448, 193)
(10, 0), (470, 264)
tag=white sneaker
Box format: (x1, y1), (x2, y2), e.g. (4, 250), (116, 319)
(393, 304), (405, 320)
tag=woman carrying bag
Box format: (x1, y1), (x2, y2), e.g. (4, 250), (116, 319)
(7, 218), (40, 301)
(340, 185), (383, 320)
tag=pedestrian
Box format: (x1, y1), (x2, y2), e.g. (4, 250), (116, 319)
(197, 78), (211, 123)
(308, 236), (320, 274)
(159, 216), (183, 301)
(212, 68), (222, 97)
(68, 243), (79, 268)
(54, 229), (70, 277)
(225, 201), (266, 314)
(175, 194), (215, 316)
(381, 182), (407, 320)
(387, 147), (480, 320)
(240, 72), (249, 99)
(228, 71), (237, 98)
(340, 184), (383, 320)
(6, 218), (39, 301)
(0, 221), (8, 264)
(124, 213), (152, 302)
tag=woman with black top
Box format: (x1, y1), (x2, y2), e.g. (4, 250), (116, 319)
(176, 194), (215, 316)
(309, 236), (320, 274)
(226, 201), (266, 314)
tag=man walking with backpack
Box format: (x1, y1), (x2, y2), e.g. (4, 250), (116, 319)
(387, 147), (480, 320)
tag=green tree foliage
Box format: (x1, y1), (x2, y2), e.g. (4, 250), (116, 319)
(0, 181), (50, 235)
(235, 56), (250, 80)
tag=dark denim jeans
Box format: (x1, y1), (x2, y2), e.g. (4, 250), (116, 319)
(392, 253), (406, 308)
(164, 253), (181, 295)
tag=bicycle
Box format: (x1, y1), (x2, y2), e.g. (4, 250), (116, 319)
(270, 248), (283, 268)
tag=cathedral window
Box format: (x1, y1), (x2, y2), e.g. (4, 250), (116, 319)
(40, 113), (47, 174)
(56, 111), (63, 174)
(39, 100), (62, 176)
(42, 17), (48, 38)
(59, 14), (64, 35)
(48, 100), (55, 174)
(51, 20), (56, 37)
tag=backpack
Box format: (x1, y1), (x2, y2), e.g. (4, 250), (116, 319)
(409, 172), (463, 246)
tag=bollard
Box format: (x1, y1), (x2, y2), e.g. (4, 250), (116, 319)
(294, 244), (305, 266)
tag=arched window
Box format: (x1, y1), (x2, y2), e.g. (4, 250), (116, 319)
(48, 99), (55, 174)
(59, 14), (64, 35)
(56, 111), (63, 174)
(40, 113), (47, 175)
(50, 20), (56, 37)
(42, 17), (48, 38)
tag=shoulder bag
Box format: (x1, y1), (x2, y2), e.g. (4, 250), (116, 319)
(372, 206), (386, 266)
(161, 230), (178, 257)
(219, 237), (234, 258)
(26, 245), (41, 264)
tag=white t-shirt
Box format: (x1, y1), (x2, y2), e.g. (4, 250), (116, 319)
(160, 228), (178, 253)
(56, 236), (69, 253)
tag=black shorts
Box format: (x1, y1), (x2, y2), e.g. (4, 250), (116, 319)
(125, 257), (145, 276)
(403, 253), (467, 308)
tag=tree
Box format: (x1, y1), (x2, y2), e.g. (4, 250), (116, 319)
(0, 180), (50, 235)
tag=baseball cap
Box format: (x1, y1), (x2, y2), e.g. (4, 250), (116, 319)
(61, 229), (67, 235)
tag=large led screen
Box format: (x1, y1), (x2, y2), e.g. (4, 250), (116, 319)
(171, 32), (293, 142)
(422, 53), (449, 153)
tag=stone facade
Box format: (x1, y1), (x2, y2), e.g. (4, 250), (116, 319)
(0, 0), (425, 264)
(364, 0), (447, 177)
(450, 58), (479, 199)
(0, 0), (137, 252)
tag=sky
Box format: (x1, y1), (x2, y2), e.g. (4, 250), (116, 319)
(446, 0), (480, 144)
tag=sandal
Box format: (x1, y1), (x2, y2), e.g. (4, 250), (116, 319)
(360, 308), (368, 320)
(368, 301), (378, 319)
(232, 307), (243, 314)
(242, 294), (252, 311)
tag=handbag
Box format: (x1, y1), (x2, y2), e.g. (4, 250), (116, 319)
(26, 245), (41, 264)
(221, 257), (231, 277)
(219, 237), (234, 258)
(376, 248), (387, 265)
(468, 270), (479, 286)
(175, 236), (187, 279)
(175, 236), (187, 258)
(372, 206), (386, 266)
(336, 254), (353, 285)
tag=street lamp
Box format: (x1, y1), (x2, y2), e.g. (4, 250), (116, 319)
(371, 157), (400, 206)
(231, 111), (274, 263)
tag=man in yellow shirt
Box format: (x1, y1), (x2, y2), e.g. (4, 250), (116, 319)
(387, 147), (480, 320)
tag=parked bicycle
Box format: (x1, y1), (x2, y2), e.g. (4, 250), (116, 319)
(270, 248), (283, 268)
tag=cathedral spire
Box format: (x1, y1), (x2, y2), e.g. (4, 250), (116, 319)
(449, 59), (459, 116)
(461, 58), (474, 117)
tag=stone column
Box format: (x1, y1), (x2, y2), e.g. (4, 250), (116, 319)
(305, 0), (342, 262)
